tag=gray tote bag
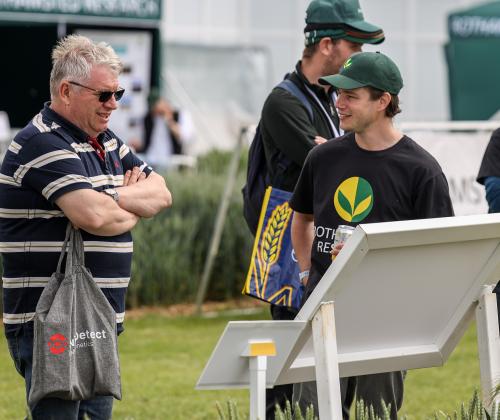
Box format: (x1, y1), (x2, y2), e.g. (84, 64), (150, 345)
(29, 224), (122, 406)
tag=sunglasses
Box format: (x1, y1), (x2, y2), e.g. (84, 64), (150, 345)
(68, 81), (125, 103)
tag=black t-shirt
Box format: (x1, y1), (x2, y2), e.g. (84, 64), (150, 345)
(477, 128), (500, 185)
(290, 133), (454, 295)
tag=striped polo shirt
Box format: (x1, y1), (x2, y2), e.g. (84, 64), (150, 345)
(0, 103), (152, 337)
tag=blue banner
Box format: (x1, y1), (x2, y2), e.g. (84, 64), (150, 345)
(243, 187), (303, 309)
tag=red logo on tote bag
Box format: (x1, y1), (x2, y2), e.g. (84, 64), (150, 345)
(48, 334), (68, 355)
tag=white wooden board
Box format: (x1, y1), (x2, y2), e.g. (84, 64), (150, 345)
(198, 214), (500, 388)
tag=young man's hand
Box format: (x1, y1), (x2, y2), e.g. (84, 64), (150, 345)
(330, 242), (344, 259)
(314, 136), (328, 145)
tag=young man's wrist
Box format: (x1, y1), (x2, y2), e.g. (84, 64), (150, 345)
(299, 270), (310, 284)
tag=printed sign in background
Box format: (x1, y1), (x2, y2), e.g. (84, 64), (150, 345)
(404, 127), (493, 215)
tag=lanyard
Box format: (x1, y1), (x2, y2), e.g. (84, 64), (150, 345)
(332, 91), (344, 137)
(303, 84), (343, 138)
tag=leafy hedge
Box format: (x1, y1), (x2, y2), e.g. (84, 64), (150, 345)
(127, 149), (253, 307)
(0, 150), (254, 311)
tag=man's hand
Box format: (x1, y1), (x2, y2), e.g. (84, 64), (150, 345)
(314, 136), (328, 145)
(123, 166), (146, 186)
(330, 242), (344, 260)
(116, 171), (172, 218)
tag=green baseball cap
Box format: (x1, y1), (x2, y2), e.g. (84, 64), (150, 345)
(319, 52), (403, 95)
(305, 0), (384, 45)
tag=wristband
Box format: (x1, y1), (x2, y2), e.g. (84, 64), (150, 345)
(299, 270), (310, 281)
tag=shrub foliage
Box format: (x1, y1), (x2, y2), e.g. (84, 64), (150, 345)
(128, 149), (253, 307)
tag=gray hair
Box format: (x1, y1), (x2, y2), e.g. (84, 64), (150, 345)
(50, 34), (123, 100)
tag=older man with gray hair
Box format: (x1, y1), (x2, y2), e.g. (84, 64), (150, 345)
(0, 35), (171, 419)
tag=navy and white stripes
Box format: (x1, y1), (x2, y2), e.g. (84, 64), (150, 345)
(0, 103), (152, 337)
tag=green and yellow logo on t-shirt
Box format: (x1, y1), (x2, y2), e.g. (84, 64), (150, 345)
(334, 177), (374, 222)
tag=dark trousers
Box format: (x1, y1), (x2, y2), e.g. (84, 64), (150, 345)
(265, 304), (297, 419)
(340, 372), (405, 419)
(293, 371), (405, 420)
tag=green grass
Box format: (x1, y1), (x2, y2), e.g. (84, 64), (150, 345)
(0, 310), (481, 419)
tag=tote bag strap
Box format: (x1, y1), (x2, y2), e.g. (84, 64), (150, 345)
(56, 222), (73, 274)
(55, 223), (86, 273)
(69, 228), (85, 267)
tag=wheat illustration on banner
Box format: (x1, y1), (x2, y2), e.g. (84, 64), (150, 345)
(243, 187), (302, 309)
(253, 201), (293, 298)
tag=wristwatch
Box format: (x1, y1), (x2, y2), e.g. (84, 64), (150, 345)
(299, 270), (310, 284)
(103, 188), (119, 202)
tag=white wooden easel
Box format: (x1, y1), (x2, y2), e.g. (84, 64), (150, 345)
(198, 215), (500, 419)
(476, 285), (500, 411)
(241, 286), (500, 419)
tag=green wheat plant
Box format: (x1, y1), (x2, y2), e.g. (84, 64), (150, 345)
(216, 399), (245, 420)
(355, 399), (394, 420)
(274, 399), (317, 420)
(215, 399), (318, 420)
(215, 388), (500, 420)
(430, 389), (500, 420)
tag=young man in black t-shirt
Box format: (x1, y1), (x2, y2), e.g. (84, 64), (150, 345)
(258, 1), (385, 417)
(290, 52), (454, 419)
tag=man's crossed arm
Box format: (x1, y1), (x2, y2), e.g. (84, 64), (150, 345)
(56, 168), (172, 236)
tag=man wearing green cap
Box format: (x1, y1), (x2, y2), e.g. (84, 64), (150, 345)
(260, 0), (384, 195)
(256, 1), (385, 417)
(289, 52), (454, 419)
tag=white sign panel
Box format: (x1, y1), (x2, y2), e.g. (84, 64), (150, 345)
(198, 214), (500, 388)
(281, 214), (500, 383)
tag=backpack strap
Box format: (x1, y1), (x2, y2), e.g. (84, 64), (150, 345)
(270, 79), (315, 189)
(276, 79), (314, 121)
(278, 78), (342, 138)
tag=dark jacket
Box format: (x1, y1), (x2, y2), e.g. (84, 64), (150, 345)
(142, 110), (183, 155)
(260, 62), (340, 192)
